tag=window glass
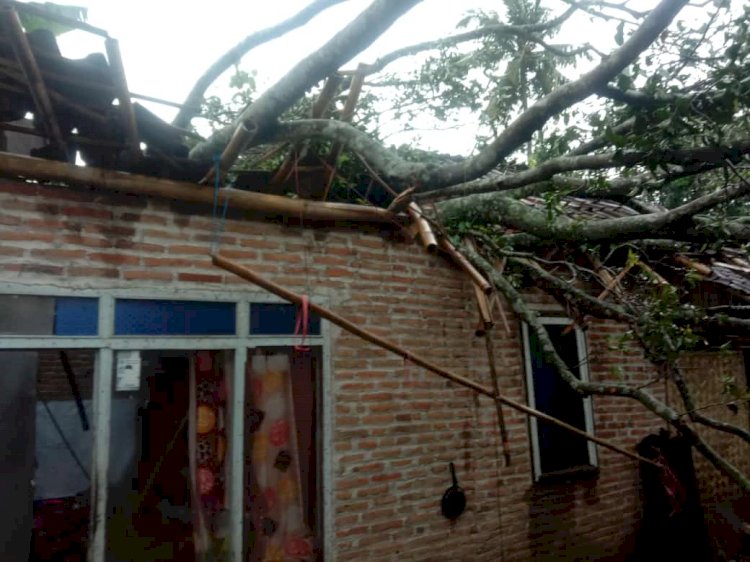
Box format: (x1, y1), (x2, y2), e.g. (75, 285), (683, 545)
(115, 299), (236, 336)
(250, 303), (321, 336)
(0, 295), (98, 336)
(55, 297), (99, 336)
(526, 323), (592, 475)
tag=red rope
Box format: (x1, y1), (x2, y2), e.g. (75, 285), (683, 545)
(294, 295), (311, 352)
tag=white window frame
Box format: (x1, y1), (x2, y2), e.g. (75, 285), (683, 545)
(521, 317), (597, 481)
(0, 283), (333, 562)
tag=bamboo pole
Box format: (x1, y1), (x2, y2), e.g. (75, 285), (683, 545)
(0, 152), (397, 223)
(271, 74), (343, 186)
(408, 203), (438, 251)
(211, 253), (660, 468)
(322, 65), (367, 200)
(484, 327), (511, 467)
(675, 254), (712, 277)
(473, 282), (493, 328)
(104, 38), (140, 162)
(439, 236), (492, 294)
(386, 186), (414, 214)
(2, 6), (67, 154)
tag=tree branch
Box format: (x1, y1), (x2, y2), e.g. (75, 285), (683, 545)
(189, 0), (422, 171)
(418, 140), (750, 200)
(438, 178), (750, 243)
(507, 255), (635, 323)
(360, 5), (579, 75)
(670, 364), (750, 444)
(463, 245), (750, 492)
(173, 0), (351, 129)
(192, 0), (687, 190)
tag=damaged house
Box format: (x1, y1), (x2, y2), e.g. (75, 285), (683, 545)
(0, 2), (749, 562)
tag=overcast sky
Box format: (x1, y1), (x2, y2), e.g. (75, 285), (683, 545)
(56, 2), (496, 113)
(50, 1), (536, 153)
(50, 1), (707, 154)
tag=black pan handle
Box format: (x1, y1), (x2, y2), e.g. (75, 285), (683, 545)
(449, 462), (458, 487)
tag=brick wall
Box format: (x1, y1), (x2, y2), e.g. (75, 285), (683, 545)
(0, 178), (738, 561)
(675, 352), (750, 558)
(37, 349), (95, 401)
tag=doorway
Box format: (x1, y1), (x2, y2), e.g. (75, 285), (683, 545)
(107, 350), (233, 561)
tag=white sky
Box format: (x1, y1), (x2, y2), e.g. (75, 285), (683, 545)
(53, 1), (504, 153)
(49, 1), (711, 155)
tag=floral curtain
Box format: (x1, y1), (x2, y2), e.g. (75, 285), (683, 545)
(247, 352), (314, 562)
(190, 350), (230, 559)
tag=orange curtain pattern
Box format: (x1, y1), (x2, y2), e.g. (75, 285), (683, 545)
(247, 353), (314, 562)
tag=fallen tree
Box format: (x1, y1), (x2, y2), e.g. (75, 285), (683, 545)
(173, 0), (750, 490)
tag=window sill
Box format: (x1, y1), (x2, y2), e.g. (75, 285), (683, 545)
(535, 464), (599, 485)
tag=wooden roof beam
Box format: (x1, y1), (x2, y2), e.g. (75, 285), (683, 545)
(2, 6), (68, 156)
(0, 151), (398, 224)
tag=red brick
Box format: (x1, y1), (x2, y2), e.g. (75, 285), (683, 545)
(113, 240), (165, 253)
(62, 206), (113, 219)
(30, 249), (87, 260)
(142, 257), (195, 268)
(214, 249), (258, 260)
(68, 266), (119, 278)
(60, 234), (112, 248)
(123, 270), (173, 281)
(177, 272), (223, 283)
(0, 246), (24, 256)
(169, 244), (209, 255)
(263, 252), (302, 263)
(88, 252), (140, 265)
(3, 231), (55, 242)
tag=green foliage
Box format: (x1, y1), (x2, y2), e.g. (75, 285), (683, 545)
(200, 68), (257, 132)
(372, 0), (584, 156)
(19, 2), (87, 36)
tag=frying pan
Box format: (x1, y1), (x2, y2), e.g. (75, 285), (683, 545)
(441, 462), (466, 520)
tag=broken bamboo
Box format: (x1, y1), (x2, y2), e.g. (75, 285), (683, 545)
(2, 6), (67, 154)
(408, 203), (438, 251)
(0, 152), (397, 223)
(211, 253), (660, 468)
(675, 254), (712, 277)
(439, 236), (492, 294)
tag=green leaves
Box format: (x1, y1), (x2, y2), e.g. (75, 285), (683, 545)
(19, 2), (87, 36)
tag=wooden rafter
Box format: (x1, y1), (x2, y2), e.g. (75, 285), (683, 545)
(270, 74), (343, 187)
(1, 6), (67, 155)
(321, 64), (367, 200)
(104, 38), (140, 162)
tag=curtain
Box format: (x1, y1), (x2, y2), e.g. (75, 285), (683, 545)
(247, 352), (314, 562)
(190, 350), (230, 559)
